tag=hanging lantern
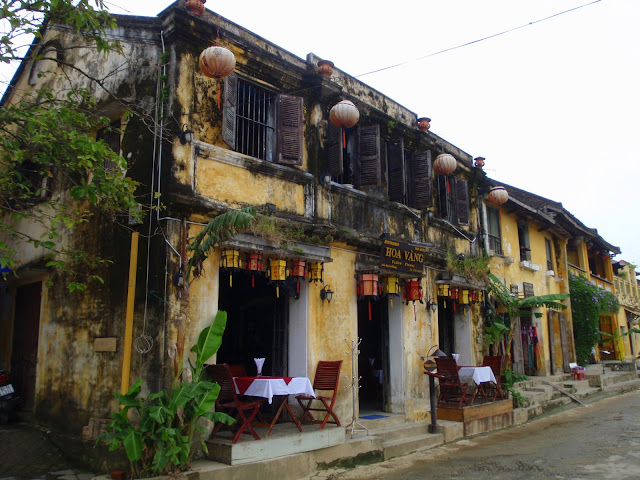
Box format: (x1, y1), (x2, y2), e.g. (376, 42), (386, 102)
(244, 252), (264, 288)
(461, 289), (470, 305)
(185, 0), (205, 15)
(266, 259), (288, 298)
(357, 273), (382, 321)
(308, 262), (324, 284)
(433, 153), (457, 175)
(289, 259), (308, 299)
(487, 186), (509, 206)
(220, 249), (242, 287)
(450, 287), (459, 301)
(417, 117), (431, 132)
(438, 284), (450, 298)
(317, 60), (334, 78)
(200, 46), (236, 109)
(403, 279), (424, 304)
(383, 275), (402, 308)
(330, 100), (359, 129)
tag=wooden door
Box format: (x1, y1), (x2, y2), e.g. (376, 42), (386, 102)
(11, 282), (42, 411)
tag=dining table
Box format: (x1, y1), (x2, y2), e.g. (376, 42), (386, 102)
(232, 376), (315, 436)
(457, 366), (497, 403)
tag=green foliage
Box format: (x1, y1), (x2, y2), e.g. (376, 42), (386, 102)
(501, 369), (528, 407)
(187, 207), (257, 278)
(445, 250), (490, 284)
(0, 1), (139, 291)
(488, 273), (569, 356)
(485, 320), (509, 347)
(97, 311), (235, 478)
(570, 273), (620, 365)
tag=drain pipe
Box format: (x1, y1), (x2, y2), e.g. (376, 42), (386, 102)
(121, 231), (139, 395)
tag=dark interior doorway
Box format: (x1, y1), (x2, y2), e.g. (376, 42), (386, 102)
(11, 282), (42, 411)
(217, 270), (290, 377)
(357, 297), (389, 412)
(438, 298), (455, 356)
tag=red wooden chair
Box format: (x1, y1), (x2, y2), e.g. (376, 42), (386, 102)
(206, 363), (266, 444)
(481, 355), (505, 400)
(296, 360), (342, 429)
(435, 357), (469, 408)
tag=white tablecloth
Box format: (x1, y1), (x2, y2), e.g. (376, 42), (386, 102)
(458, 366), (496, 385)
(233, 377), (315, 404)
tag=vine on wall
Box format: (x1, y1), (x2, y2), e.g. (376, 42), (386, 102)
(570, 273), (620, 365)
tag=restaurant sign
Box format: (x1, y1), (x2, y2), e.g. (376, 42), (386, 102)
(380, 239), (426, 275)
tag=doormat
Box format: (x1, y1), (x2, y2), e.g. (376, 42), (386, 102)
(360, 414), (389, 420)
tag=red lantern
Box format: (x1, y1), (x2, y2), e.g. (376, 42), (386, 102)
(433, 154), (457, 175)
(487, 186), (509, 206)
(357, 273), (381, 321)
(244, 252), (264, 288)
(289, 259), (307, 298)
(330, 100), (359, 129)
(403, 280), (424, 305)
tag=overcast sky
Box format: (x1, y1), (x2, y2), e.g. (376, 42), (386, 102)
(3, 0), (639, 266)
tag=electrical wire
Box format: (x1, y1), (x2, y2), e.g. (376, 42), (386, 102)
(356, 0), (603, 78)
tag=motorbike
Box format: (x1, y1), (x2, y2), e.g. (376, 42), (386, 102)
(0, 370), (21, 424)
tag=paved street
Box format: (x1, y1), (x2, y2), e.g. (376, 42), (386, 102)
(0, 422), (92, 480)
(330, 390), (640, 480)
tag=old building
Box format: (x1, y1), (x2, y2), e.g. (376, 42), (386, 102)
(612, 260), (640, 359)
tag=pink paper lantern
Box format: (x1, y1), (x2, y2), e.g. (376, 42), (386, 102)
(329, 100), (359, 129)
(199, 46), (236, 79)
(433, 153), (457, 175)
(487, 186), (509, 206)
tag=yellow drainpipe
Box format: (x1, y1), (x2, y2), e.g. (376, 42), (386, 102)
(121, 231), (139, 395)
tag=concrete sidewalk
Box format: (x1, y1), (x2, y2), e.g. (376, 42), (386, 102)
(4, 363), (640, 480)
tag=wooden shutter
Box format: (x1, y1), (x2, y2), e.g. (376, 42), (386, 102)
(327, 121), (343, 177)
(356, 124), (380, 187)
(437, 174), (449, 219)
(410, 150), (432, 209)
(276, 94), (303, 165)
(387, 139), (405, 203)
(454, 177), (470, 225)
(222, 73), (237, 149)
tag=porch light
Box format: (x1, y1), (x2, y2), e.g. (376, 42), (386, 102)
(433, 153), (457, 175)
(289, 259), (307, 298)
(308, 262), (324, 284)
(357, 272), (381, 321)
(220, 248), (242, 287)
(244, 252), (264, 288)
(383, 275), (402, 308)
(179, 124), (194, 145)
(428, 299), (438, 312)
(266, 259), (288, 298)
(320, 284), (334, 303)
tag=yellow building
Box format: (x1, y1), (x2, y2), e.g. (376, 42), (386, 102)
(612, 260), (640, 360)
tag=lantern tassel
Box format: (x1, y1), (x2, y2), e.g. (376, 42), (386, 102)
(368, 300), (372, 321)
(276, 285), (280, 298)
(390, 297), (393, 309)
(217, 80), (221, 110)
(342, 129), (346, 147)
(413, 302), (417, 322)
(252, 276), (254, 288)
(230, 272), (232, 287)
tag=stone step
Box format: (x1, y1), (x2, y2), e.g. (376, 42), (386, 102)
(368, 420), (430, 442)
(357, 412), (406, 430)
(382, 432), (444, 461)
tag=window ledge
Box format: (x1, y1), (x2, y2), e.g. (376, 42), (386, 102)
(520, 260), (540, 272)
(490, 253), (515, 265)
(545, 270), (555, 277)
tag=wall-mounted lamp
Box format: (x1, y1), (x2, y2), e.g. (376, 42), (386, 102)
(320, 284), (334, 303)
(172, 269), (184, 288)
(427, 298), (438, 312)
(425, 210), (434, 222)
(179, 124), (194, 145)
(320, 174), (332, 185)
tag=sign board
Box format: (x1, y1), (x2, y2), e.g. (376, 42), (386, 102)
(380, 239), (426, 275)
(94, 337), (117, 352)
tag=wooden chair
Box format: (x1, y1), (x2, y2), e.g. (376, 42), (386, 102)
(481, 355), (505, 400)
(296, 360), (342, 429)
(206, 363), (266, 444)
(435, 357), (469, 408)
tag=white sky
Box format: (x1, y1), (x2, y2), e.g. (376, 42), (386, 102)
(3, 0), (639, 266)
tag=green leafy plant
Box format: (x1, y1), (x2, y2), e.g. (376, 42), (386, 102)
(501, 369), (528, 407)
(488, 273), (569, 362)
(570, 273), (620, 365)
(445, 250), (490, 284)
(97, 311), (235, 478)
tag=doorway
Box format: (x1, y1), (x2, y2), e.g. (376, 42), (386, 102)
(357, 297), (389, 412)
(11, 282), (42, 411)
(438, 298), (455, 356)
(217, 271), (290, 377)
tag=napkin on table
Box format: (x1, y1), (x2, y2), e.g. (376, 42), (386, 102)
(254, 357), (265, 376)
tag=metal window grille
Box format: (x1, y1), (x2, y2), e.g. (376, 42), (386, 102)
(236, 80), (275, 161)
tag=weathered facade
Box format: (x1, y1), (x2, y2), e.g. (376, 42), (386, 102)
(1, 0), (626, 445)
